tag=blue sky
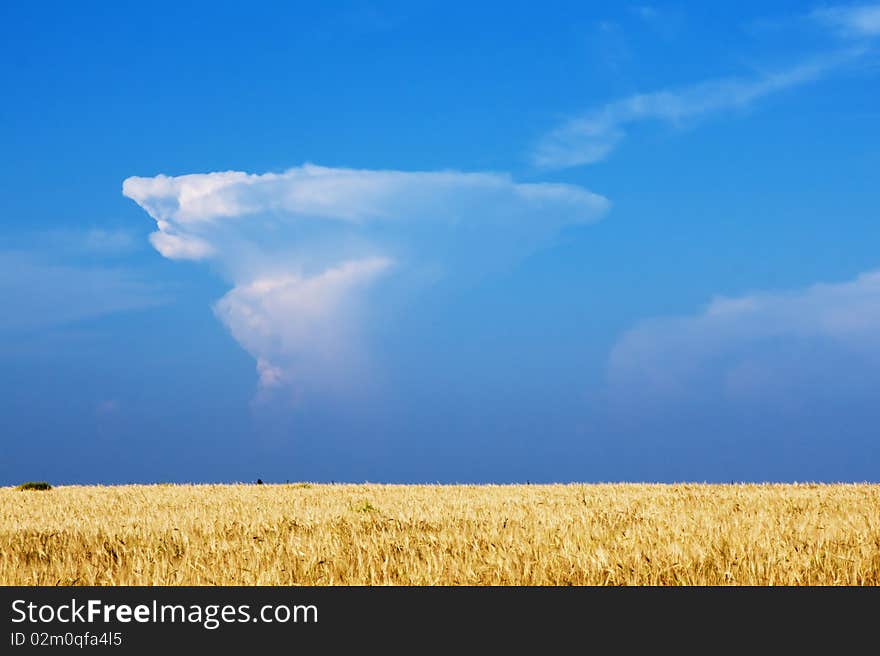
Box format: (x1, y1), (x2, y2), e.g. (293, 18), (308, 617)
(2, 1), (879, 484)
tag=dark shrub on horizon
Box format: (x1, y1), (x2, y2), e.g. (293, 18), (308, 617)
(16, 481), (52, 491)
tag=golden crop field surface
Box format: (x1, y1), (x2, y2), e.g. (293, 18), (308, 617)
(2, 483), (879, 585)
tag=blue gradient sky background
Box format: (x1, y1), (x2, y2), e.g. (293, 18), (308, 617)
(2, 1), (879, 484)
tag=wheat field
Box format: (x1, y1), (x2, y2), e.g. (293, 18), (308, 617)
(2, 483), (879, 585)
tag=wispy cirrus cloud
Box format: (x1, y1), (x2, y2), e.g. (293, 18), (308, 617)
(534, 3), (880, 169)
(123, 164), (609, 395)
(812, 3), (880, 37)
(629, 5), (684, 40)
(533, 50), (860, 168)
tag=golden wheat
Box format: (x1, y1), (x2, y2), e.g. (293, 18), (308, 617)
(2, 483), (879, 585)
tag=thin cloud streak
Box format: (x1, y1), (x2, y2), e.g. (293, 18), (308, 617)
(813, 3), (880, 37)
(533, 49), (862, 168)
(0, 251), (166, 333)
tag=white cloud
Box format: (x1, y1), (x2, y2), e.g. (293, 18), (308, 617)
(213, 257), (392, 391)
(123, 163), (605, 228)
(813, 3), (880, 37)
(607, 270), (880, 407)
(148, 230), (214, 260)
(533, 51), (861, 168)
(124, 164), (609, 393)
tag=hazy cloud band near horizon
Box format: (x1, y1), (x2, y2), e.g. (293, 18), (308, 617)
(608, 269), (880, 413)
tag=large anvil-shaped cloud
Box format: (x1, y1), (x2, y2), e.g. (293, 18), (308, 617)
(124, 164), (609, 393)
